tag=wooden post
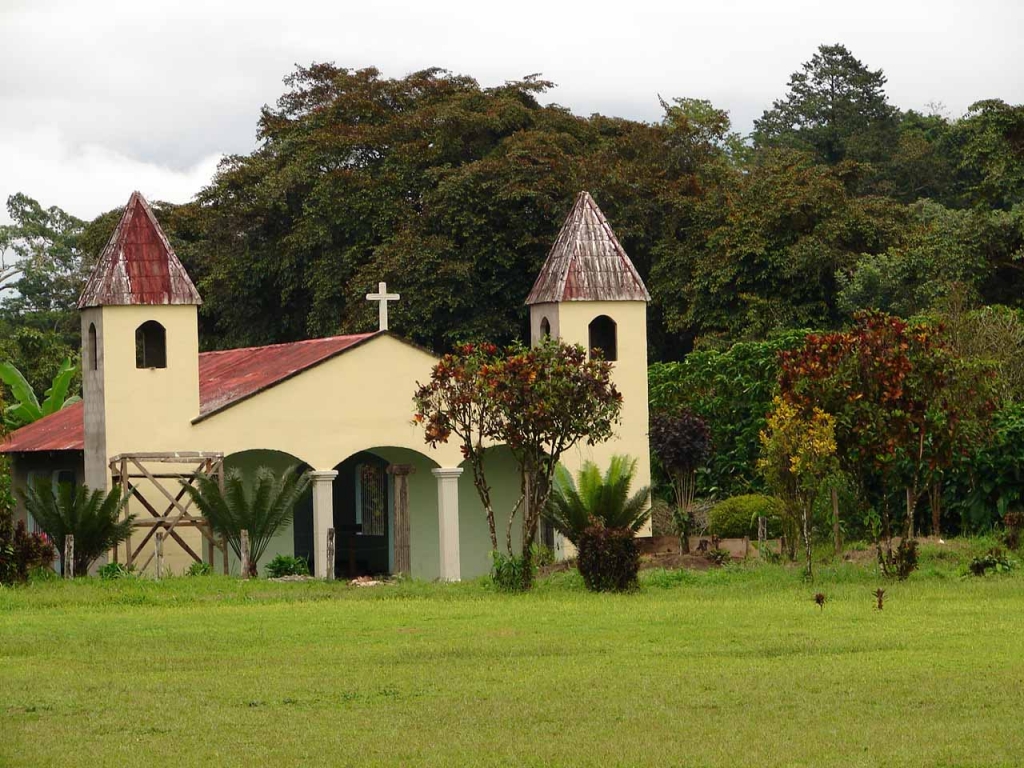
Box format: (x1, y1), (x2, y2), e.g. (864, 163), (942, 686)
(205, 524), (215, 569)
(240, 529), (250, 579)
(155, 532), (164, 580)
(326, 527), (336, 581)
(64, 535), (74, 579)
(832, 487), (841, 554)
(757, 516), (767, 557)
(387, 464), (415, 577)
(120, 456), (132, 569)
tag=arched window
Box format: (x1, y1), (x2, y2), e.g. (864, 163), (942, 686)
(87, 323), (98, 370)
(588, 315), (617, 361)
(540, 317), (551, 338)
(135, 321), (167, 369)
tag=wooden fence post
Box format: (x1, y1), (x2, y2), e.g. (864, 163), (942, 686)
(240, 529), (250, 579)
(757, 516), (767, 557)
(64, 535), (74, 579)
(326, 528), (336, 581)
(155, 532), (164, 580)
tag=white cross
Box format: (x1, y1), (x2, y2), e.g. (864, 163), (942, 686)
(366, 281), (400, 331)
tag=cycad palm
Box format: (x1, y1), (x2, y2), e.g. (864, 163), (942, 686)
(20, 479), (134, 576)
(544, 455), (650, 546)
(182, 466), (310, 577)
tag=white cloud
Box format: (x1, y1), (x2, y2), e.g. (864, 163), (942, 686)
(0, 127), (221, 223)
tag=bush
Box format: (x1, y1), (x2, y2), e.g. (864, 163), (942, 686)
(0, 515), (56, 585)
(708, 495), (785, 538)
(491, 551), (534, 592)
(576, 522), (640, 592)
(98, 562), (135, 580)
(893, 538), (919, 580)
(264, 555), (310, 578)
(19, 481), (133, 576)
(968, 549), (1016, 576)
(186, 561), (213, 577)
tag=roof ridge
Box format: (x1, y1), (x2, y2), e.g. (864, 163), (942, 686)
(198, 332), (376, 358)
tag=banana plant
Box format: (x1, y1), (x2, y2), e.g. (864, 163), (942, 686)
(0, 358), (81, 429)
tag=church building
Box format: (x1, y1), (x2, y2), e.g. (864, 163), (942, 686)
(1, 190), (651, 580)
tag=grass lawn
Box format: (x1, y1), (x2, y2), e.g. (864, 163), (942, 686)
(2, 543), (1023, 767)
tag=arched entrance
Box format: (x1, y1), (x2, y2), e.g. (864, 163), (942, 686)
(331, 451), (392, 578)
(326, 447), (441, 580)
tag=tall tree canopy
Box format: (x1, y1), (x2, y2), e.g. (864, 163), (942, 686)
(2, 46), (1023, 373)
(753, 43), (900, 165)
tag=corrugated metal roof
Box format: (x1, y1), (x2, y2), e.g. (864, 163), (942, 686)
(195, 333), (374, 420)
(0, 403), (85, 453)
(1, 333), (376, 453)
(78, 191), (202, 309)
(525, 191), (651, 305)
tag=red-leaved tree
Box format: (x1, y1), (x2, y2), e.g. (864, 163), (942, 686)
(414, 337), (622, 588)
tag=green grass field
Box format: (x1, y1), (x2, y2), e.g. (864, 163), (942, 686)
(2, 544), (1023, 767)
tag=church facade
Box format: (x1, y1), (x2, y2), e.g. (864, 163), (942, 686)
(2, 190), (651, 580)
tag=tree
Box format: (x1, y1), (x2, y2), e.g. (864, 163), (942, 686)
(758, 398), (838, 578)
(0, 194), (88, 343)
(543, 455), (650, 546)
(19, 480), (133, 576)
(648, 330), (808, 496)
(415, 337), (623, 588)
(0, 358), (80, 430)
(779, 312), (995, 575)
(753, 43), (899, 165)
(648, 410), (711, 552)
(663, 149), (906, 342)
(181, 466), (310, 577)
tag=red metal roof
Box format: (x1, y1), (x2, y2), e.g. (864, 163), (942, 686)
(0, 402), (85, 453)
(526, 191), (650, 305)
(1, 333), (375, 453)
(196, 333), (374, 420)
(78, 191), (202, 309)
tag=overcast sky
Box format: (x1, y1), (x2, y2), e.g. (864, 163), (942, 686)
(1, 0), (1021, 224)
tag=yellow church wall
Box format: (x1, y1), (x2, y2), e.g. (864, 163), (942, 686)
(537, 300), (652, 538)
(188, 334), (463, 472)
(90, 305), (201, 486)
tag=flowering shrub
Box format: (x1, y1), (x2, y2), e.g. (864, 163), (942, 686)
(0, 515), (56, 584)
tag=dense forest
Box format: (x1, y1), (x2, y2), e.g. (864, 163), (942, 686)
(1, 43), (1022, 390)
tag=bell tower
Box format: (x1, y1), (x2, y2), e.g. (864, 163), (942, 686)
(525, 191), (652, 523)
(78, 191), (202, 489)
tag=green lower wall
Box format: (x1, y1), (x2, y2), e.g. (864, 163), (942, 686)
(223, 449), (310, 577)
(458, 447), (524, 580)
(369, 447), (440, 581)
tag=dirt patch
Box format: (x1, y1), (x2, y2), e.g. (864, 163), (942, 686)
(640, 552), (717, 571)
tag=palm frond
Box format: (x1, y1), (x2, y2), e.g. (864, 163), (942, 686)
(542, 455), (650, 545)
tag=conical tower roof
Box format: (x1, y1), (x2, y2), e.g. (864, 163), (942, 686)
(78, 191), (201, 309)
(525, 191), (650, 305)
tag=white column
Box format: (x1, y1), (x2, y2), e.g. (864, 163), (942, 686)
(310, 470), (338, 579)
(432, 467), (463, 582)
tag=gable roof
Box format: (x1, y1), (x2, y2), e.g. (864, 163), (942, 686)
(78, 191), (202, 309)
(525, 191), (650, 305)
(195, 333), (375, 421)
(1, 333), (377, 453)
